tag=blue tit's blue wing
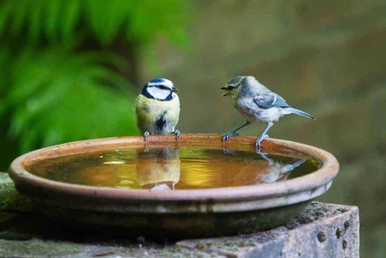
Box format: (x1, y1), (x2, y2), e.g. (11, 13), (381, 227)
(253, 93), (290, 109)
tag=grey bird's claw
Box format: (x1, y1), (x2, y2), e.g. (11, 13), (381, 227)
(173, 130), (180, 139)
(222, 131), (239, 141)
(255, 134), (269, 149)
(255, 150), (274, 165)
(222, 121), (250, 142)
(279, 159), (306, 174)
(143, 131), (150, 141)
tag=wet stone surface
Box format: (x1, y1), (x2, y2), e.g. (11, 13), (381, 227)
(0, 172), (359, 257)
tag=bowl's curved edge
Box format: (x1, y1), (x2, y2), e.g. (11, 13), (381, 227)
(30, 200), (311, 239)
(8, 134), (339, 214)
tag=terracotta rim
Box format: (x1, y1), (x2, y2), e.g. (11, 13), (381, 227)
(9, 134), (339, 202)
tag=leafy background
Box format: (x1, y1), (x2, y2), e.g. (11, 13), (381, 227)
(0, 0), (190, 160)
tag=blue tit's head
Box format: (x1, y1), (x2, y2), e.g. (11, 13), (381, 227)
(221, 76), (250, 97)
(141, 78), (178, 101)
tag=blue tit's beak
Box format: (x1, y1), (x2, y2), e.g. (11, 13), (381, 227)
(172, 87), (178, 92)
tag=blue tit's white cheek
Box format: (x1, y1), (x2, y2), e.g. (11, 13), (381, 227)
(146, 87), (170, 100)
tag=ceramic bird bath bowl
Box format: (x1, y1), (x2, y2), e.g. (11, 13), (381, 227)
(9, 134), (339, 238)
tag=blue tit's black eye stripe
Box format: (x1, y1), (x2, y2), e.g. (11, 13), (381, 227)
(157, 85), (169, 90)
(141, 85), (174, 101)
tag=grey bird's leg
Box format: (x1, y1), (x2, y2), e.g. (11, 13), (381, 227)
(143, 131), (150, 141)
(223, 121), (251, 141)
(172, 129), (180, 139)
(279, 159), (306, 174)
(256, 150), (274, 165)
(255, 122), (274, 149)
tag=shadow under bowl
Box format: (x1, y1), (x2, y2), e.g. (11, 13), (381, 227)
(9, 134), (339, 238)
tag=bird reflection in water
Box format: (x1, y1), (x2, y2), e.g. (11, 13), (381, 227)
(33, 145), (313, 189)
(223, 147), (306, 185)
(136, 147), (180, 191)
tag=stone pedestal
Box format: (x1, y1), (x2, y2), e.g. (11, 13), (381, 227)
(0, 173), (359, 257)
(177, 202), (359, 257)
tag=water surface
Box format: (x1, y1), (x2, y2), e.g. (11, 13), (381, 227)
(28, 146), (320, 190)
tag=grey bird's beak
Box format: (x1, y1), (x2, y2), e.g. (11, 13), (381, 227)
(221, 86), (228, 96)
(171, 87), (178, 92)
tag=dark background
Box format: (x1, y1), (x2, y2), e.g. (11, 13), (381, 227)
(0, 1), (384, 256)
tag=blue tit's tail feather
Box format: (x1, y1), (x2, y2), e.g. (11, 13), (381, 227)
(288, 108), (315, 120)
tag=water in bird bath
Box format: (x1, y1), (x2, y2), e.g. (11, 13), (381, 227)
(26, 146), (320, 190)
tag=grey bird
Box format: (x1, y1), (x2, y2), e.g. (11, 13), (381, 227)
(221, 76), (315, 148)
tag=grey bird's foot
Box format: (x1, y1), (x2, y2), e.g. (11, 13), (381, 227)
(222, 121), (251, 142)
(222, 131), (239, 141)
(143, 131), (150, 141)
(255, 134), (269, 149)
(255, 149), (274, 165)
(172, 130), (180, 139)
(279, 159), (306, 174)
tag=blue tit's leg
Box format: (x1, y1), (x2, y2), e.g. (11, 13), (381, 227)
(255, 122), (274, 149)
(222, 121), (251, 141)
(143, 131), (150, 141)
(222, 146), (242, 157)
(172, 129), (180, 139)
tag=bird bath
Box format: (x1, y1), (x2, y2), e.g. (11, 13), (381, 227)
(9, 134), (339, 238)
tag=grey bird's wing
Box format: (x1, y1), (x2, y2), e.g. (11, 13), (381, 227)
(253, 93), (290, 109)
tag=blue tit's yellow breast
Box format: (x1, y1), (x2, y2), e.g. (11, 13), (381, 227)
(135, 94), (180, 134)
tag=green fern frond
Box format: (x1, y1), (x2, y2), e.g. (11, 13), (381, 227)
(5, 48), (138, 152)
(62, 0), (81, 39)
(0, 0), (192, 155)
(0, 1), (12, 36)
(0, 0), (190, 48)
(84, 0), (133, 46)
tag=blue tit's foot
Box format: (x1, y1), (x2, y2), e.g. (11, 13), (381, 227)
(223, 146), (242, 157)
(223, 145), (230, 154)
(143, 131), (150, 141)
(172, 130), (180, 139)
(255, 134), (269, 149)
(222, 131), (239, 141)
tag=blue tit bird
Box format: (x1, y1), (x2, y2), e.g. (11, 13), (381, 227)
(135, 78), (180, 140)
(221, 76), (315, 148)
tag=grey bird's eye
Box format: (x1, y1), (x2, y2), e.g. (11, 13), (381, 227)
(227, 85), (238, 90)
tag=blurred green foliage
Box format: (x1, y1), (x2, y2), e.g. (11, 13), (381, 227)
(0, 0), (191, 154)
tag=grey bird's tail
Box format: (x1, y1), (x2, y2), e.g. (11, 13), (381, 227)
(288, 108), (315, 120)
